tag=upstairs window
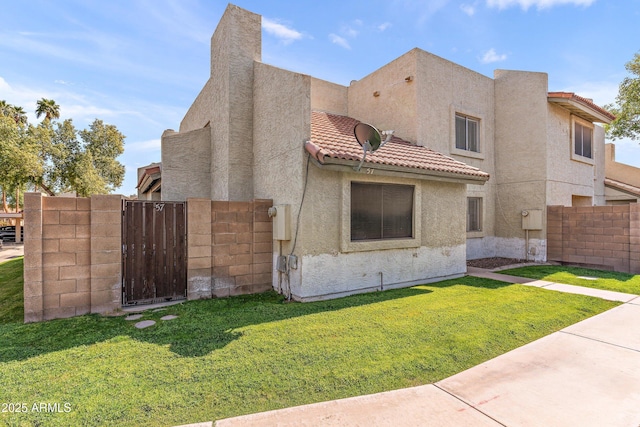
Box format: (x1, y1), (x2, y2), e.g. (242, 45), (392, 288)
(351, 183), (414, 241)
(455, 114), (480, 152)
(574, 122), (592, 159)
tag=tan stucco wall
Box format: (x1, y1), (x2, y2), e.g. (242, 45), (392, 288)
(311, 77), (348, 115)
(347, 50), (419, 142)
(606, 143), (640, 188)
(252, 62), (311, 293)
(546, 103), (605, 206)
(494, 70), (548, 240)
(293, 170), (467, 300)
(176, 4), (261, 201)
(161, 127), (211, 201)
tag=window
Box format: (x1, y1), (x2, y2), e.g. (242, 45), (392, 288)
(467, 197), (482, 232)
(455, 114), (480, 152)
(574, 122), (592, 159)
(351, 183), (414, 241)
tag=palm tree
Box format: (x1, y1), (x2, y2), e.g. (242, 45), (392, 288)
(12, 106), (27, 126)
(0, 100), (13, 117)
(35, 98), (60, 122)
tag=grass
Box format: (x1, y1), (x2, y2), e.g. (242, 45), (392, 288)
(0, 257), (24, 324)
(0, 262), (619, 427)
(501, 265), (640, 295)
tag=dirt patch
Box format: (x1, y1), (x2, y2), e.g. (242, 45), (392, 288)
(467, 257), (528, 270)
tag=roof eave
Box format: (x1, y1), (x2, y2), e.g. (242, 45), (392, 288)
(313, 156), (490, 185)
(548, 97), (614, 124)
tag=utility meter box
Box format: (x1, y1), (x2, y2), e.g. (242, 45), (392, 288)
(521, 209), (543, 230)
(271, 204), (291, 240)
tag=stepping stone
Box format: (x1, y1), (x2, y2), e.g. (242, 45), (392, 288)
(125, 314), (143, 321)
(161, 315), (178, 321)
(135, 320), (156, 329)
(152, 308), (166, 312)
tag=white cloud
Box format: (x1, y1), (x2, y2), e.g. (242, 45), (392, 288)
(481, 48), (508, 63)
(378, 22), (392, 31)
(342, 26), (359, 38)
(262, 18), (303, 44)
(486, 0), (595, 11)
(329, 33), (351, 49)
(460, 3), (476, 15)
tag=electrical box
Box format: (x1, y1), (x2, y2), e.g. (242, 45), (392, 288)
(271, 204), (291, 240)
(521, 209), (543, 230)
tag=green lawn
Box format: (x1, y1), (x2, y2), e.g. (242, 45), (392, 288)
(0, 257), (24, 323)
(501, 265), (640, 295)
(0, 260), (619, 426)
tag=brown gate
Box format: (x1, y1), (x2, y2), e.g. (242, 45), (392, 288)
(122, 201), (187, 306)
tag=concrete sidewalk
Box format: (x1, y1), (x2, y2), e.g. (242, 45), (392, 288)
(185, 267), (640, 427)
(467, 266), (639, 303)
(0, 244), (24, 264)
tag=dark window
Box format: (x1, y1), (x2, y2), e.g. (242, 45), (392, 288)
(351, 183), (414, 241)
(455, 114), (480, 152)
(467, 197), (482, 232)
(574, 122), (592, 159)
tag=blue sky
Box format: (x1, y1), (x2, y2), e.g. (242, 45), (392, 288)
(0, 0), (638, 196)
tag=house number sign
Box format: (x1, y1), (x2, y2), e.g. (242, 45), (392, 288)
(154, 203), (165, 212)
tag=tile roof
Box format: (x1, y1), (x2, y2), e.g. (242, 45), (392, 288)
(306, 111), (490, 181)
(604, 178), (640, 198)
(547, 92), (616, 123)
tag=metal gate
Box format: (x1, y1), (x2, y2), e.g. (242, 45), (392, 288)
(122, 200), (187, 306)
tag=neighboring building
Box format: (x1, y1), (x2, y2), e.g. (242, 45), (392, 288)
(605, 143), (640, 204)
(137, 162), (161, 201)
(161, 4), (614, 301)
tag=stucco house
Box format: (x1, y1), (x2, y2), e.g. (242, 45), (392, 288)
(604, 143), (640, 204)
(161, 4), (614, 301)
(136, 162), (162, 201)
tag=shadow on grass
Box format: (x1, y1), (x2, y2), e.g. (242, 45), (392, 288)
(426, 275), (514, 290)
(0, 286), (433, 362)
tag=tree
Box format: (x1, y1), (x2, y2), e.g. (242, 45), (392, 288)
(78, 119), (125, 193)
(0, 116), (43, 201)
(606, 51), (640, 141)
(12, 106), (27, 126)
(35, 98), (60, 122)
(0, 100), (126, 198)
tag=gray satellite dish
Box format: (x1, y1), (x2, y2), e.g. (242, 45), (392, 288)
(353, 122), (394, 171)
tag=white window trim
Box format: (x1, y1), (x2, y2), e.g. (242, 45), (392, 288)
(571, 115), (595, 166)
(341, 174), (422, 253)
(450, 105), (485, 160)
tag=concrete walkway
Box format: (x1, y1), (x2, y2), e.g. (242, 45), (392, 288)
(0, 244), (24, 264)
(182, 267), (640, 427)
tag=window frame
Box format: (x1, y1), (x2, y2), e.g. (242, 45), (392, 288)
(455, 114), (480, 152)
(350, 182), (414, 242)
(341, 175), (421, 253)
(571, 116), (595, 165)
(450, 106), (485, 160)
(467, 197), (483, 233)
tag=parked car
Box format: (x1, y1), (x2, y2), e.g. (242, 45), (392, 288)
(0, 226), (24, 242)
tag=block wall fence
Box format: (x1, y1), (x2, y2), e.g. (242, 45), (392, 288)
(23, 193), (273, 323)
(547, 204), (640, 274)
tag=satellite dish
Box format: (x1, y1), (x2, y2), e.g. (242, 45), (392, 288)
(353, 122), (394, 171)
(354, 123), (382, 152)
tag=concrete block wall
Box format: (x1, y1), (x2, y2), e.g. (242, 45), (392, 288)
(547, 205), (639, 273)
(24, 194), (274, 323)
(185, 198), (273, 299)
(23, 193), (123, 323)
(209, 199), (273, 297)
